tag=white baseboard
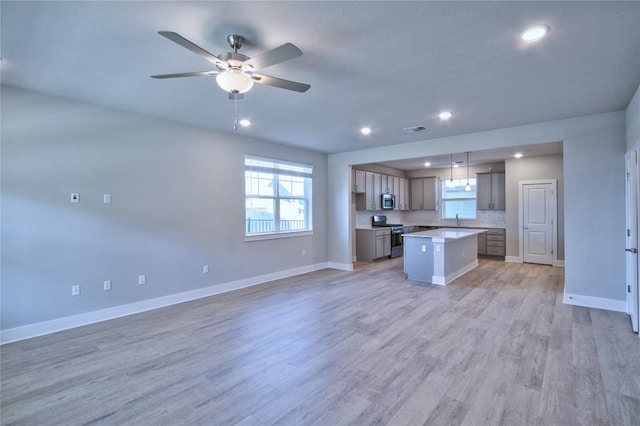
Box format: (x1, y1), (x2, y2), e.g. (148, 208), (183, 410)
(505, 256), (564, 268)
(432, 260), (479, 286)
(329, 261), (354, 271)
(563, 293), (627, 313)
(0, 262), (332, 344)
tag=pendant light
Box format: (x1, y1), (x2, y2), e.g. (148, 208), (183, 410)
(446, 153), (456, 188)
(465, 151), (471, 192)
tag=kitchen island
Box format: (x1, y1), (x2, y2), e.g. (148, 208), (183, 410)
(403, 228), (487, 285)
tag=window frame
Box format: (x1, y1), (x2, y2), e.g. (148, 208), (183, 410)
(244, 155), (313, 241)
(441, 178), (477, 219)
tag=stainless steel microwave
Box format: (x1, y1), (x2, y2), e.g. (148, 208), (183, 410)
(381, 193), (396, 210)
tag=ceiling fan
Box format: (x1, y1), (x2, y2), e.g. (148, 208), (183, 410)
(151, 31), (310, 99)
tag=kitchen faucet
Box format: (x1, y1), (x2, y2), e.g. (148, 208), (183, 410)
(456, 213), (461, 227)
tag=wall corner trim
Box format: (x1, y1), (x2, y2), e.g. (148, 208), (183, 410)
(1, 262), (332, 344)
(563, 292), (626, 313)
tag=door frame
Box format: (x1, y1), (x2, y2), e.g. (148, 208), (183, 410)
(518, 179), (559, 266)
(625, 144), (639, 333)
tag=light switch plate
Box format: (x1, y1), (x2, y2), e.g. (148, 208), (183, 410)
(103, 194), (111, 204)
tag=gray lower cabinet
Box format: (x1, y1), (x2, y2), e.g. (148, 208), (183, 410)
(356, 228), (391, 261)
(478, 228), (505, 257)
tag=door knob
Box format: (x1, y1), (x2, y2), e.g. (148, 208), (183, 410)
(626, 248), (638, 254)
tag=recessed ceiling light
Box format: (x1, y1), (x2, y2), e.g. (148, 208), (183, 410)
(514, 153), (523, 159)
(360, 127), (372, 135)
(424, 161), (431, 167)
(438, 111), (453, 120)
(453, 164), (459, 168)
(239, 119), (252, 127)
(521, 25), (549, 42)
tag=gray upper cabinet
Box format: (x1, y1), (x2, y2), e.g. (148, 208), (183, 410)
(352, 169), (366, 193)
(365, 171), (382, 210)
(394, 176), (410, 210)
(477, 172), (505, 210)
(410, 177), (437, 210)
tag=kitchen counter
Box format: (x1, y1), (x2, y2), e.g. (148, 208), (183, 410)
(403, 228), (487, 243)
(403, 228), (487, 285)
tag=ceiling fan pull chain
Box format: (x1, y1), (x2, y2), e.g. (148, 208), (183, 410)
(233, 98), (238, 131)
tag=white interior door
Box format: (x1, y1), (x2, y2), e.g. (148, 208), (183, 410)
(523, 183), (554, 265)
(625, 150), (639, 332)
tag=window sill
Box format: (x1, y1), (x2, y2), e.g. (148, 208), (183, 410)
(245, 230), (314, 242)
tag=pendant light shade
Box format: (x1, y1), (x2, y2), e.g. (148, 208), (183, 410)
(447, 153), (456, 188)
(465, 151), (471, 192)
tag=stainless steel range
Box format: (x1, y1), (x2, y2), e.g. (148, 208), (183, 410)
(372, 215), (403, 258)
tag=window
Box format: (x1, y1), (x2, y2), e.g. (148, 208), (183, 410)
(245, 156), (313, 238)
(441, 178), (477, 219)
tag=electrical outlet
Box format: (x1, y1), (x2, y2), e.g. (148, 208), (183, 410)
(104, 280), (111, 291)
(203, 265), (209, 274)
(138, 275), (145, 285)
(71, 193), (80, 203)
(71, 285), (80, 296)
(103, 194), (112, 204)
(301, 249), (307, 256)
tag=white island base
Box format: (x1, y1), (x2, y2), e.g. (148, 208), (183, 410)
(403, 228), (487, 285)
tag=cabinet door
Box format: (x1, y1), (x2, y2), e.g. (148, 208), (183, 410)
(365, 172), (375, 210)
(383, 235), (391, 256)
(372, 173), (382, 210)
(410, 179), (423, 210)
(353, 170), (366, 193)
(393, 176), (401, 210)
(491, 172), (505, 210)
(403, 178), (410, 210)
(422, 177), (437, 210)
(382, 175), (393, 194)
(398, 177), (409, 210)
(476, 173), (492, 210)
(477, 233), (486, 255)
(375, 235), (385, 258)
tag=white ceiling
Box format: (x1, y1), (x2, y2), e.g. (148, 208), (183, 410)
(1, 1), (639, 157)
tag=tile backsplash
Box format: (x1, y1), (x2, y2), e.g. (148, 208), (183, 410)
(356, 209), (505, 229)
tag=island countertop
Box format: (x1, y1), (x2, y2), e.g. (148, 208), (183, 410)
(402, 228), (487, 243)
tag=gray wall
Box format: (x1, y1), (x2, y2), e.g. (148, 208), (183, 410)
(504, 154), (564, 260)
(330, 111), (627, 303)
(1, 86), (328, 330)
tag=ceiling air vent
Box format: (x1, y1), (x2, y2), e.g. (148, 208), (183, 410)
(402, 125), (427, 133)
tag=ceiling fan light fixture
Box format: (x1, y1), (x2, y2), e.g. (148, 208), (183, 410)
(216, 68), (254, 94)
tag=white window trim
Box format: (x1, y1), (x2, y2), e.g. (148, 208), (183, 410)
(245, 155), (313, 239)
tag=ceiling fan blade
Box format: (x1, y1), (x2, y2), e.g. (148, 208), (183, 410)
(251, 73), (310, 93)
(243, 43), (302, 71)
(158, 31), (227, 69)
(151, 71), (217, 79)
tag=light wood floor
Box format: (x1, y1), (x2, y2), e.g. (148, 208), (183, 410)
(2, 258), (640, 425)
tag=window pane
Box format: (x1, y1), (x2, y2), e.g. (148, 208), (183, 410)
(245, 156), (313, 236)
(245, 171), (274, 196)
(442, 178), (477, 199)
(443, 200), (476, 219)
(279, 199), (306, 231)
(246, 198), (275, 233)
(278, 175), (306, 197)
